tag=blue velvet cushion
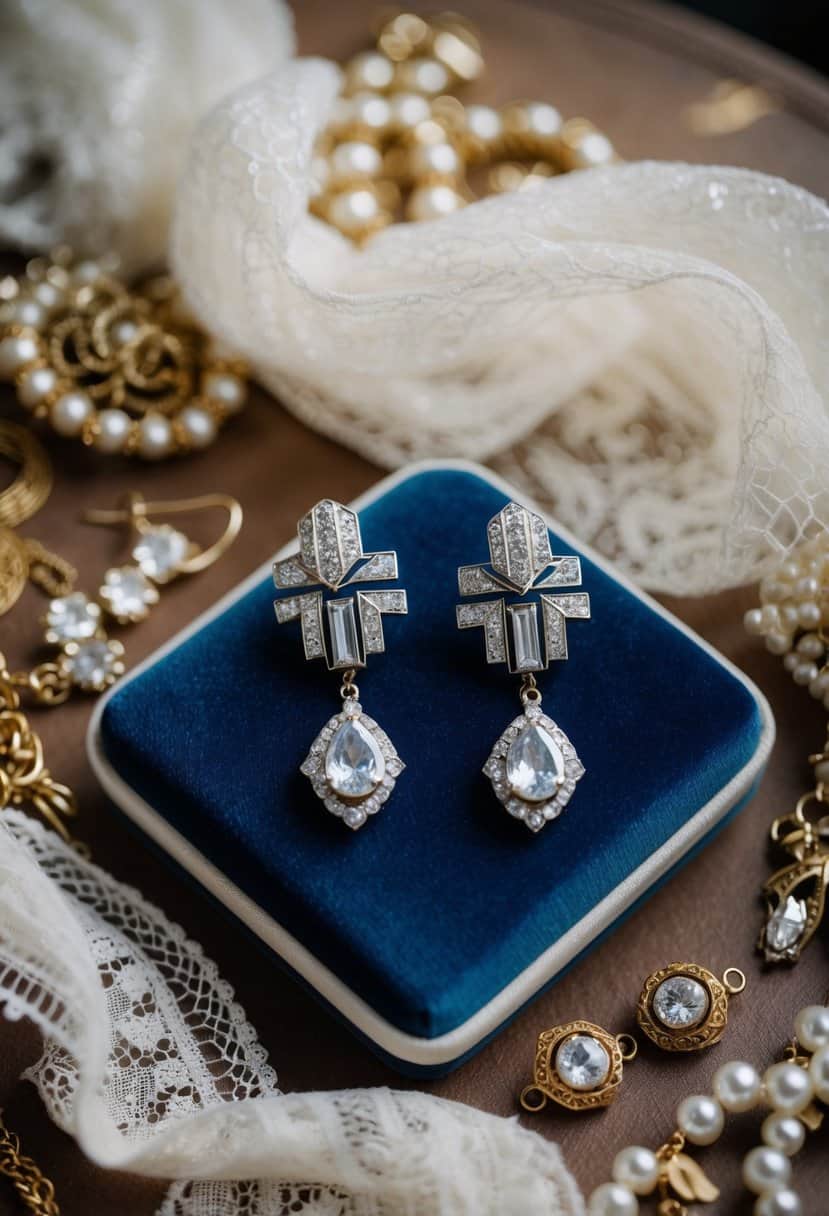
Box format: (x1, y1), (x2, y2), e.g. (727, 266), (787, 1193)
(101, 468), (762, 1040)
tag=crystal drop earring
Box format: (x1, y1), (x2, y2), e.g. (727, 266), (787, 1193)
(273, 499), (407, 830)
(456, 500), (591, 832)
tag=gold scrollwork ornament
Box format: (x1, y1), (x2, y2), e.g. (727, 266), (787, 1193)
(636, 962), (746, 1053)
(760, 786), (829, 964)
(519, 1019), (637, 1113)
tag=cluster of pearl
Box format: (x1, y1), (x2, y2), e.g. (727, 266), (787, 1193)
(587, 1003), (829, 1216)
(0, 253), (247, 459)
(744, 536), (829, 709)
(312, 10), (616, 243)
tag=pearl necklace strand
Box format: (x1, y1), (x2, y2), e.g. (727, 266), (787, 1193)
(587, 1002), (829, 1215)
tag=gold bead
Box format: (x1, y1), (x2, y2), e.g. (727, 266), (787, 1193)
(501, 100), (562, 157)
(394, 56), (450, 97)
(376, 12), (430, 63)
(559, 118), (616, 169)
(409, 140), (461, 184)
(325, 187), (390, 241)
(343, 50), (395, 95)
(329, 140), (383, 187)
(430, 18), (484, 83)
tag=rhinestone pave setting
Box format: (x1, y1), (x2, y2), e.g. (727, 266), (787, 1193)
(483, 703), (584, 832)
(300, 700), (404, 830)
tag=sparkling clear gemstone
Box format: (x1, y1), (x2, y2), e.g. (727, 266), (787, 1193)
(766, 896), (808, 953)
(555, 1034), (610, 1091)
(509, 602), (543, 671)
(653, 976), (710, 1029)
(101, 567), (155, 619)
(132, 526), (189, 580)
(327, 598), (360, 667)
(66, 640), (118, 689)
(45, 592), (100, 641)
(506, 723), (564, 802)
(325, 718), (385, 799)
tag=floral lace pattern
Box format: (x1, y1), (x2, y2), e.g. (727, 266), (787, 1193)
(0, 812), (583, 1216)
(172, 60), (829, 594)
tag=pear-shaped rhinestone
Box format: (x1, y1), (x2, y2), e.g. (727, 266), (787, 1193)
(506, 723), (564, 803)
(325, 717), (385, 800)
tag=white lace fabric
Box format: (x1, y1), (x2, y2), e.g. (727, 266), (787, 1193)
(0, 812), (583, 1216)
(171, 59), (829, 595)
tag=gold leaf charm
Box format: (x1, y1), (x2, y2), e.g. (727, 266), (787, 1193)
(666, 1154), (720, 1204)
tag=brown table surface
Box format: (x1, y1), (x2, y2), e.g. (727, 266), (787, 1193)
(1, 2), (828, 1213)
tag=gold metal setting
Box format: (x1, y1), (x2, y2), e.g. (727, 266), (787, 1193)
(636, 962), (746, 1053)
(519, 1020), (636, 1113)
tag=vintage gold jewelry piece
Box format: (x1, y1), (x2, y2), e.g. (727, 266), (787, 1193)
(0, 247), (248, 458)
(743, 535), (829, 963)
(636, 962), (746, 1053)
(0, 1111), (60, 1216)
(519, 1020), (637, 1113)
(311, 10), (618, 242)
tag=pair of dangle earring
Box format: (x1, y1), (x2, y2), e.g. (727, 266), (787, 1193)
(273, 499), (407, 830)
(457, 500), (591, 832)
(32, 491), (241, 701)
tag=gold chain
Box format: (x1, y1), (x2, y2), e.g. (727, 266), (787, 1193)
(0, 1113), (60, 1216)
(0, 422), (53, 529)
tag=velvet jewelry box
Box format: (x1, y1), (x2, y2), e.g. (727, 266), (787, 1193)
(88, 461), (774, 1076)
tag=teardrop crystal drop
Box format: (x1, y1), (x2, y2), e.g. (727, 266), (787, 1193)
(324, 718), (386, 800)
(506, 723), (564, 803)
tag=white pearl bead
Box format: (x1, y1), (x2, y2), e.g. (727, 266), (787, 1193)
(0, 334), (39, 377)
(94, 408), (131, 453)
(611, 1146), (659, 1196)
(389, 92), (431, 130)
(808, 672), (829, 699)
(765, 632), (793, 655)
(350, 93), (392, 133)
(742, 1146), (792, 1195)
(178, 405), (217, 449)
(760, 577), (787, 602)
(743, 608), (765, 635)
(782, 652), (799, 672)
(677, 1095), (724, 1146)
(407, 184), (465, 222)
(526, 101), (563, 138)
(18, 365), (57, 406)
(396, 56), (450, 96)
(761, 604), (782, 629)
(50, 391), (93, 437)
(137, 413), (174, 459)
(587, 1182), (638, 1216)
(345, 51), (394, 93)
(713, 1061), (763, 1113)
(329, 141), (382, 184)
(779, 604), (800, 630)
(8, 298), (47, 329)
(761, 1112), (805, 1156)
(754, 1189), (802, 1216)
(32, 281), (64, 311)
(792, 661), (818, 686)
(809, 1044), (829, 1102)
(72, 260), (102, 283)
(465, 103), (502, 144)
(779, 560), (800, 581)
(570, 130), (615, 167)
(327, 188), (381, 236)
(795, 576), (819, 599)
(763, 1062), (813, 1114)
(814, 759), (829, 783)
(798, 602), (821, 628)
(410, 140), (461, 180)
(794, 1005), (829, 1053)
(203, 371), (246, 413)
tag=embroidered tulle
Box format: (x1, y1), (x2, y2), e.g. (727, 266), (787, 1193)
(0, 812), (583, 1216)
(0, 0), (294, 272)
(171, 60), (829, 595)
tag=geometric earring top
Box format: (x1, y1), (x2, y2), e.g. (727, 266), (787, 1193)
(274, 499), (407, 672)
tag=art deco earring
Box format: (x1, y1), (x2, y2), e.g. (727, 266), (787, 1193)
(273, 499), (407, 830)
(636, 962), (746, 1052)
(456, 500), (590, 832)
(520, 1020), (638, 1113)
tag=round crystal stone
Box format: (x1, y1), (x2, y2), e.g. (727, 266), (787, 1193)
(555, 1033), (611, 1091)
(102, 567), (154, 619)
(325, 718), (385, 800)
(506, 723), (564, 803)
(66, 640), (118, 689)
(45, 592), (100, 641)
(132, 525), (189, 581)
(652, 975), (710, 1030)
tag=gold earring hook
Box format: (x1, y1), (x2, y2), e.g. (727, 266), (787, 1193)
(83, 492), (242, 574)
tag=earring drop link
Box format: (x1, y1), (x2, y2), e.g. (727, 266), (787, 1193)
(83, 491), (242, 574)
